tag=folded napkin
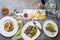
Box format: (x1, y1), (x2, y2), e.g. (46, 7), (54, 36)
(11, 16), (23, 40)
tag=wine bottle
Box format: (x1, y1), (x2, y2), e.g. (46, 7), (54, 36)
(41, 0), (45, 5)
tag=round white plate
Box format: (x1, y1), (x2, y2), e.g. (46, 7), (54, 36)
(43, 20), (58, 37)
(21, 21), (42, 40)
(0, 16), (18, 37)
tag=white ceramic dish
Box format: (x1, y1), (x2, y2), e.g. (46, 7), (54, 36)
(0, 16), (18, 37)
(43, 20), (58, 37)
(21, 21), (42, 40)
(23, 9), (46, 19)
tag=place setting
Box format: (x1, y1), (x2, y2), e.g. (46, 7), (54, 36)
(0, 9), (59, 40)
(0, 0), (60, 40)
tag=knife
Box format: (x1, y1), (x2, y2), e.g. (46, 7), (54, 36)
(32, 21), (43, 33)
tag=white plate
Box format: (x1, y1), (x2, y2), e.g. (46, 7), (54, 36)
(43, 20), (58, 37)
(23, 9), (46, 19)
(21, 21), (42, 40)
(0, 16), (18, 37)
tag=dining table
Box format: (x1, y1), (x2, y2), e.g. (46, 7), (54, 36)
(0, 0), (60, 40)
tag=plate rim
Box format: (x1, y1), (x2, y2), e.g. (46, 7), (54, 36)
(43, 20), (58, 37)
(21, 21), (42, 40)
(0, 16), (18, 37)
